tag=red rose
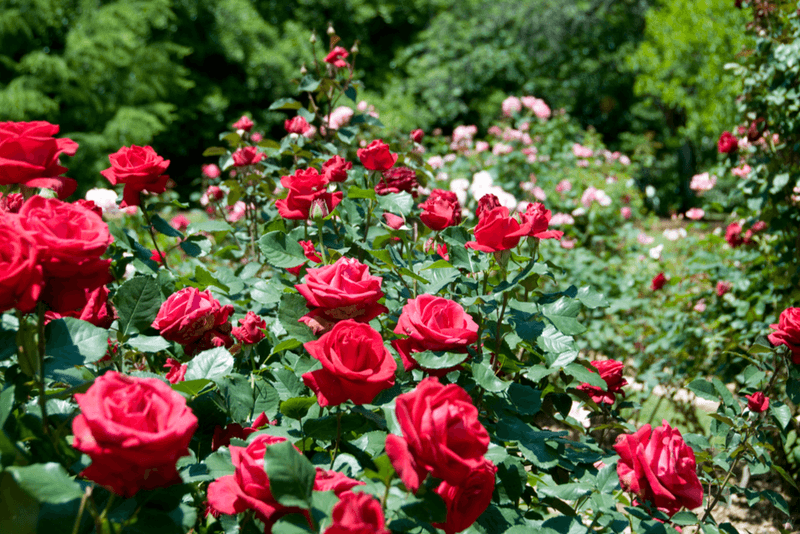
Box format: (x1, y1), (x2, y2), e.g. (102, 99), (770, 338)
(18, 196), (112, 313)
(151, 287), (235, 356)
(768, 307), (800, 364)
(231, 146), (264, 167)
(232, 311), (267, 345)
(392, 294), (478, 373)
(171, 214), (190, 232)
(314, 468), (365, 495)
(163, 358), (187, 384)
(410, 129), (424, 143)
(0, 120), (79, 199)
(202, 164), (221, 178)
(299, 240), (322, 263)
(285, 116), (312, 135)
(323, 491), (390, 534)
(295, 257), (388, 332)
(275, 167), (342, 220)
(475, 194), (502, 219)
(72, 371), (198, 497)
(324, 46), (350, 68)
(383, 212), (404, 230)
(436, 243), (449, 261)
(716, 281), (732, 297)
(718, 131), (739, 154)
(149, 249), (166, 264)
(725, 222), (743, 248)
(385, 377), (490, 491)
(577, 360), (628, 405)
(100, 145), (170, 207)
(614, 421), (703, 517)
(207, 434), (309, 529)
(211, 412), (272, 451)
(321, 155), (352, 183)
(233, 115), (254, 132)
(433, 459), (497, 534)
(419, 189), (462, 231)
(375, 166), (417, 196)
(0, 213), (43, 313)
(514, 202), (564, 240)
(650, 272), (667, 291)
(0, 192), (23, 213)
(465, 206), (525, 253)
(357, 140), (397, 171)
(44, 285), (115, 328)
(302, 320), (396, 406)
(745, 391), (769, 412)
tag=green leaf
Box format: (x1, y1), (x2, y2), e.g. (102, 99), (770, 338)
(184, 347), (234, 381)
(259, 232), (307, 268)
(0, 385), (14, 427)
(280, 396), (316, 420)
(770, 401), (791, 429)
(194, 266), (230, 293)
(204, 448), (235, 478)
(542, 297), (586, 336)
(472, 361), (510, 392)
(687, 379), (718, 402)
(410, 350), (468, 370)
(506, 383), (542, 415)
(127, 335), (171, 353)
(538, 482), (592, 501)
(538, 324), (576, 356)
(564, 362), (606, 388)
(347, 186), (376, 200)
(180, 235), (212, 257)
(269, 98), (302, 111)
(670, 511), (698, 526)
(188, 220), (233, 234)
(216, 374), (255, 422)
(7, 463), (83, 504)
(376, 192), (415, 216)
(576, 286), (609, 309)
(297, 76), (320, 92)
(202, 146), (227, 156)
(264, 441), (315, 509)
(278, 294), (315, 343)
(44, 318), (109, 370)
(171, 379), (212, 398)
(113, 276), (163, 336)
(151, 214), (183, 238)
(253, 378), (281, 418)
(344, 86), (357, 102)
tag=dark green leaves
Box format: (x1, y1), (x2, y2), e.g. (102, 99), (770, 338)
(6, 463), (83, 504)
(259, 232), (306, 269)
(264, 441), (315, 509)
(44, 318), (108, 367)
(114, 276), (163, 336)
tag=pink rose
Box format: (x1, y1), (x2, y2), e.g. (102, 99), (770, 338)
(275, 167), (342, 220)
(324, 46), (350, 68)
(321, 155), (352, 183)
(44, 285), (115, 328)
(375, 166), (418, 197)
(651, 272), (667, 291)
(410, 129), (424, 143)
(285, 116), (312, 135)
(514, 202), (564, 240)
(0, 213), (43, 313)
(465, 206), (527, 253)
(164, 358), (188, 384)
(718, 131), (738, 154)
(231, 146), (264, 167)
(233, 116), (254, 132)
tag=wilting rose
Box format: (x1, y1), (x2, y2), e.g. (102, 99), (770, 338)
(392, 294), (478, 373)
(419, 189), (461, 231)
(650, 272), (667, 291)
(375, 166), (417, 196)
(323, 491), (389, 534)
(385, 377), (490, 491)
(295, 257), (388, 332)
(433, 459), (497, 534)
(285, 116), (312, 135)
(302, 320), (396, 406)
(614, 421), (703, 517)
(358, 140), (397, 171)
(321, 155), (352, 183)
(275, 167), (342, 220)
(718, 131), (738, 154)
(232, 116), (254, 132)
(231, 311), (267, 345)
(577, 360), (627, 405)
(151, 287), (234, 355)
(72, 371), (198, 497)
(324, 46), (350, 68)
(18, 196), (112, 313)
(768, 307), (800, 364)
(745, 391), (769, 413)
(231, 146), (264, 167)
(0, 213), (43, 313)
(0, 120), (79, 198)
(100, 145), (170, 207)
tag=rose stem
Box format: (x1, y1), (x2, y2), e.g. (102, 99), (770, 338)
(36, 302), (48, 436)
(330, 408), (343, 469)
(697, 426), (752, 528)
(139, 195), (170, 271)
(71, 487), (91, 534)
(316, 218), (327, 264)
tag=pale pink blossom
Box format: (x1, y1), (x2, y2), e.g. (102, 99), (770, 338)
(487, 125), (502, 137)
(324, 106), (354, 130)
(605, 175), (617, 184)
(662, 228), (687, 241)
(572, 143), (594, 159)
(443, 153), (457, 163)
(493, 143), (513, 155)
(731, 164), (751, 178)
(475, 141), (489, 153)
(560, 238), (576, 250)
(427, 156), (444, 169)
(686, 208), (705, 220)
(357, 100), (369, 112)
(522, 96), (551, 119)
(519, 121), (530, 131)
(581, 186), (611, 207)
(619, 155), (631, 165)
(555, 179), (572, 193)
(693, 299), (707, 313)
(449, 178), (470, 205)
(638, 233), (655, 245)
(571, 207), (586, 217)
(550, 213), (574, 226)
(532, 186), (547, 201)
(649, 244), (663, 260)
(85, 188), (122, 217)
(452, 125), (478, 145)
(226, 201), (248, 222)
(502, 96), (522, 116)
(577, 160), (589, 168)
(620, 207), (632, 220)
(689, 172), (717, 192)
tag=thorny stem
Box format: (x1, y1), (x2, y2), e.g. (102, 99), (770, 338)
(140, 197), (170, 271)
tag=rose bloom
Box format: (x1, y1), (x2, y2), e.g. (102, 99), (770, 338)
(731, 164), (751, 178)
(232, 146), (264, 167)
(375, 166), (418, 197)
(171, 214), (190, 232)
(321, 155), (352, 183)
(693, 299), (707, 313)
(561, 238), (576, 249)
(0, 213), (43, 313)
(232, 115), (254, 132)
(302, 320), (396, 406)
(357, 139), (397, 171)
(685, 208), (704, 220)
(207, 434), (310, 529)
(745, 391), (769, 413)
(383, 212), (404, 230)
(324, 46), (350, 68)
(295, 256), (388, 333)
(516, 202), (564, 240)
(725, 222), (744, 248)
(0, 120), (79, 199)
(0, 192), (23, 213)
(716, 281), (732, 297)
(437, 243), (449, 261)
(410, 129), (424, 143)
(768, 307), (800, 364)
(427, 155), (444, 169)
(232, 311), (267, 345)
(202, 163), (221, 179)
(620, 206), (632, 220)
(275, 167), (342, 220)
(433, 459), (497, 534)
(164, 358), (187, 384)
(211, 412), (272, 451)
(324, 106), (354, 130)
(323, 491), (390, 534)
(577, 360), (628, 405)
(465, 206), (527, 253)
(100, 145), (170, 207)
(385, 377), (490, 491)
(689, 172), (716, 192)
(314, 467), (364, 495)
(72, 371), (198, 497)
(299, 240), (322, 263)
(614, 420), (703, 517)
(501, 95), (522, 116)
(18, 196), (112, 313)
(572, 143), (593, 158)
(285, 116), (312, 135)
(45, 285), (115, 329)
(151, 287), (235, 356)
(85, 188), (121, 217)
(718, 131), (739, 154)
(419, 189), (462, 231)
(392, 294), (479, 373)
(650, 272), (667, 291)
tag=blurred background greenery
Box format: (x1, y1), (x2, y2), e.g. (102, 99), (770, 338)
(0, 0), (750, 212)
